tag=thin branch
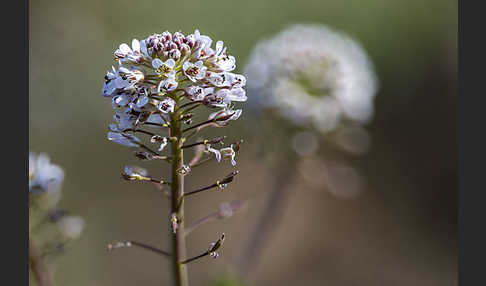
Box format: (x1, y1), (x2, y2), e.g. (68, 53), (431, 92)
(180, 233), (225, 264)
(180, 104), (202, 115)
(158, 113), (170, 126)
(139, 143), (161, 156)
(182, 136), (226, 149)
(182, 118), (216, 133)
(149, 178), (171, 185)
(143, 121), (167, 128)
(182, 111), (236, 133)
(121, 171), (170, 185)
(184, 200), (247, 236)
(133, 151), (172, 163)
(183, 184), (217, 197)
(188, 145), (205, 168)
(183, 171), (238, 197)
(180, 252), (208, 264)
(184, 129), (199, 141)
(107, 240), (171, 257)
(179, 100), (202, 110)
(189, 156), (213, 169)
(125, 128), (157, 137)
(152, 181), (169, 193)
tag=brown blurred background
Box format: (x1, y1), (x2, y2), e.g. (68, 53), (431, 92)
(29, 0), (457, 285)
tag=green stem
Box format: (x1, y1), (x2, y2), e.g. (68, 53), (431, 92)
(237, 152), (298, 279)
(169, 103), (189, 286)
(29, 238), (53, 286)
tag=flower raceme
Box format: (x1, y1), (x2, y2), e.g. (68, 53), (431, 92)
(102, 30), (247, 146)
(101, 30), (247, 283)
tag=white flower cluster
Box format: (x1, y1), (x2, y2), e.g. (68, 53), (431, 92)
(244, 24), (378, 133)
(29, 152), (64, 194)
(29, 152), (86, 240)
(102, 30), (247, 145)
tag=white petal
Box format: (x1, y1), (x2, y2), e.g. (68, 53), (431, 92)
(132, 39), (140, 52)
(115, 94), (130, 106)
(119, 43), (131, 54)
(119, 66), (130, 73)
(158, 138), (168, 151)
(152, 58), (163, 69)
(137, 95), (149, 107)
(165, 59), (176, 68)
(216, 41), (224, 53)
(231, 74), (246, 88)
(230, 109), (242, 120)
(140, 40), (148, 56)
(228, 88), (247, 102)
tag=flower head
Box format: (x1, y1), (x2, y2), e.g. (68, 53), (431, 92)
(29, 152), (64, 194)
(244, 24), (378, 133)
(101, 30), (247, 144)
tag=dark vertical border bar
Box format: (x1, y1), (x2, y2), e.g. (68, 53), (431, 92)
(2, 0), (29, 284)
(25, 0), (30, 284)
(459, 0), (486, 285)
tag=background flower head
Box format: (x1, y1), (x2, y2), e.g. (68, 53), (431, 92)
(244, 24), (378, 133)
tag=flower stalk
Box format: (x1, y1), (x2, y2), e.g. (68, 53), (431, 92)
(169, 103), (189, 286)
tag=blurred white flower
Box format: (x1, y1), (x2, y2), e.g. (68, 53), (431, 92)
(57, 215), (85, 239)
(333, 124), (372, 155)
(218, 202), (234, 219)
(29, 152), (64, 194)
(291, 131), (319, 157)
(298, 158), (365, 199)
(244, 24), (378, 133)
